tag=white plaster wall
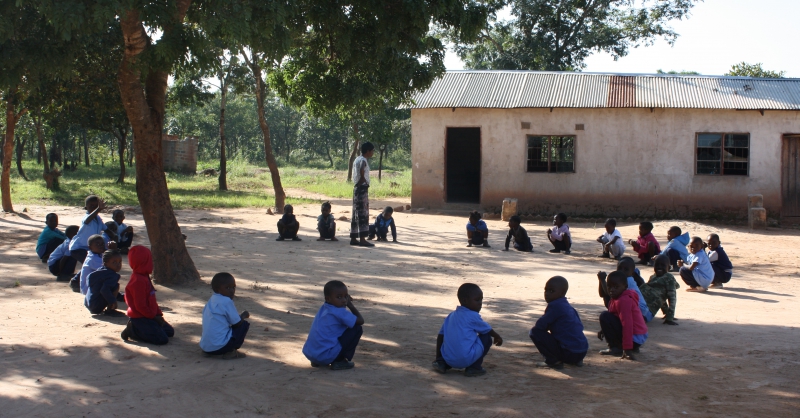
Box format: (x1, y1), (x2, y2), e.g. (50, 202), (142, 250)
(411, 107), (800, 218)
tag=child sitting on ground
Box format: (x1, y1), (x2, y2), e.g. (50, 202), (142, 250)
(597, 218), (625, 259)
(277, 204), (301, 241)
(659, 226), (690, 271)
(48, 225), (79, 282)
(69, 195), (110, 264)
(368, 206), (397, 242)
(546, 213), (571, 254)
(503, 215), (532, 252)
(628, 221), (660, 265)
(639, 255), (680, 325)
(529, 276), (588, 369)
(112, 209), (134, 254)
(316, 202), (338, 241)
(598, 271), (648, 360)
(706, 234), (733, 288)
(84, 250), (124, 316)
(36, 213), (67, 263)
(432, 283), (503, 377)
(302, 280), (365, 370)
(466, 211), (490, 248)
(678, 236), (715, 292)
(200, 272), (251, 359)
(121, 246), (175, 345)
(103, 222), (119, 248)
(75, 234), (107, 294)
(597, 257), (652, 322)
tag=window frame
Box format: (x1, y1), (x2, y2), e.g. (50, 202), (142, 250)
(695, 132), (750, 176)
(525, 134), (577, 174)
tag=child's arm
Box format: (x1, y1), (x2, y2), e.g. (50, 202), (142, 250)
(664, 279), (678, 325)
(503, 230), (512, 250)
(390, 219), (397, 241)
(597, 272), (608, 298)
(687, 261), (698, 271)
(488, 329), (503, 346)
(232, 310), (250, 328)
(347, 296), (365, 326)
(608, 235), (620, 244)
(435, 333), (444, 357)
(84, 199), (107, 224)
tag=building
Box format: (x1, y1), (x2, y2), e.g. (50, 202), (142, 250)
(161, 135), (198, 174)
(409, 71), (800, 220)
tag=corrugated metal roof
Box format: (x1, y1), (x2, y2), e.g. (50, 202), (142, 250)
(410, 71), (800, 110)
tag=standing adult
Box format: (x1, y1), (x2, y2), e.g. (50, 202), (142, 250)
(351, 142), (375, 247)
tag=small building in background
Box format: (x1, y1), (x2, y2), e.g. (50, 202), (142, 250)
(409, 70), (800, 220)
(161, 135), (198, 174)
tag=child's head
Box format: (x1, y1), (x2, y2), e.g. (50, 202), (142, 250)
(653, 254), (670, 277)
(321, 202), (332, 216)
(553, 213), (567, 227)
(323, 280), (349, 307)
(65, 225), (79, 239)
(638, 221), (654, 237)
(688, 236), (704, 254)
(468, 210), (482, 226)
(361, 141), (375, 158)
(604, 218), (617, 234)
(102, 250), (123, 272)
(457, 283), (483, 312)
(706, 233), (720, 251)
(508, 215), (521, 229)
(616, 256), (636, 277)
(667, 226), (682, 241)
(85, 195), (100, 212)
(104, 221), (118, 234)
(383, 206), (394, 219)
(88, 234), (106, 254)
(544, 276), (569, 303)
(45, 213), (58, 229)
(211, 272), (237, 299)
(112, 209), (125, 224)
(284, 204), (294, 215)
(606, 271), (628, 299)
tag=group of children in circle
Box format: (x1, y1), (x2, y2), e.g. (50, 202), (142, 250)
(32, 194), (735, 371)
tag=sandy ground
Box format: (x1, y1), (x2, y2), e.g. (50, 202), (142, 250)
(1, 199), (800, 417)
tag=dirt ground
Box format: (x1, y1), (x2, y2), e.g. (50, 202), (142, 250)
(1, 199), (800, 417)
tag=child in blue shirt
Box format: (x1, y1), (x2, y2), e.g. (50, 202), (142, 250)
(74, 235), (106, 295)
(48, 225), (79, 281)
(659, 226), (690, 271)
(303, 280), (365, 370)
(679, 236), (715, 292)
(466, 211), (490, 248)
(103, 222), (119, 249)
(530, 276), (589, 369)
(433, 283), (503, 377)
(706, 234), (733, 288)
(277, 204), (301, 241)
(84, 250), (124, 316)
(316, 202), (338, 241)
(200, 273), (251, 359)
(112, 209), (134, 254)
(36, 213), (67, 262)
(368, 206), (397, 242)
(69, 195), (109, 264)
(597, 257), (652, 322)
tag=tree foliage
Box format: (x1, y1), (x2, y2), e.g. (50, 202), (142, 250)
(726, 62), (785, 79)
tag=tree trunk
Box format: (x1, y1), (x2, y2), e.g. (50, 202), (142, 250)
(117, 5), (199, 285)
(218, 74), (228, 191)
(2, 89), (27, 212)
(244, 51), (285, 213)
(36, 111), (60, 190)
(346, 120), (361, 182)
(115, 127), (127, 183)
(378, 145), (385, 182)
(15, 136), (29, 180)
(127, 134), (134, 166)
(82, 130), (90, 167)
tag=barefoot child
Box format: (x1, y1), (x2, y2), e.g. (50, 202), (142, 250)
(303, 280), (365, 370)
(598, 271), (648, 360)
(316, 202), (338, 241)
(659, 226), (690, 271)
(200, 273), (251, 359)
(706, 234), (733, 288)
(368, 206), (397, 242)
(466, 211), (490, 248)
(84, 250), (124, 316)
(597, 257), (652, 322)
(547, 213), (571, 254)
(36, 213), (67, 262)
(530, 276), (588, 369)
(432, 283), (503, 377)
(678, 237), (714, 292)
(69, 195), (109, 264)
(277, 204), (301, 241)
(74, 235), (107, 294)
(121, 246), (175, 345)
(628, 221), (660, 265)
(47, 225), (79, 281)
(112, 209), (134, 253)
(639, 255), (680, 325)
(597, 218), (625, 259)
(503, 215), (532, 252)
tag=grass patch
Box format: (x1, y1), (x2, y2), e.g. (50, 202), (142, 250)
(8, 158), (410, 209)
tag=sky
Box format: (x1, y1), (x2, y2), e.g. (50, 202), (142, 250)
(444, 0), (800, 77)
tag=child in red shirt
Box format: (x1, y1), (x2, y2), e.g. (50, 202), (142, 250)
(121, 246), (174, 345)
(598, 271), (648, 360)
(628, 221), (660, 265)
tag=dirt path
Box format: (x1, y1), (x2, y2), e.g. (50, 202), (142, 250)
(1, 203), (799, 416)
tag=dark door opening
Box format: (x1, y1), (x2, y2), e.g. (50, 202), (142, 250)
(782, 135), (800, 218)
(446, 127), (481, 203)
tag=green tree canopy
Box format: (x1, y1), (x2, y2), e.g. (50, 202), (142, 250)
(726, 62), (786, 78)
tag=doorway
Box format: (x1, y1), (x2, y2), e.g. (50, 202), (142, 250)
(446, 127), (481, 203)
(783, 135), (800, 218)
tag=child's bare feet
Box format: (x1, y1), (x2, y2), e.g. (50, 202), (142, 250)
(317, 237), (326, 241)
(664, 319), (679, 325)
(330, 237), (338, 241)
(622, 350), (636, 360)
(686, 287), (707, 292)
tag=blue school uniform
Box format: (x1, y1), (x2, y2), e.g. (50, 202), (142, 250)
(660, 232), (690, 264)
(370, 215), (397, 240)
(69, 212), (107, 252)
(628, 276), (653, 322)
(199, 293), (242, 352)
(36, 226), (66, 259)
(687, 250), (715, 288)
(79, 252), (104, 295)
(302, 303), (358, 365)
(466, 220), (488, 233)
(530, 297), (588, 354)
(47, 238), (71, 267)
(438, 306), (493, 369)
(84, 267), (120, 314)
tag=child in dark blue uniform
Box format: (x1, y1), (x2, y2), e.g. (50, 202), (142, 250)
(112, 209), (135, 253)
(368, 206), (397, 242)
(530, 276), (589, 369)
(466, 211), (490, 247)
(316, 202), (338, 241)
(47, 225), (79, 281)
(503, 215), (533, 252)
(302, 280), (365, 370)
(84, 250), (124, 316)
(277, 204), (301, 241)
(706, 234), (733, 288)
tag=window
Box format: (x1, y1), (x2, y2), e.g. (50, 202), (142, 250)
(696, 133), (749, 176)
(527, 135), (575, 173)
